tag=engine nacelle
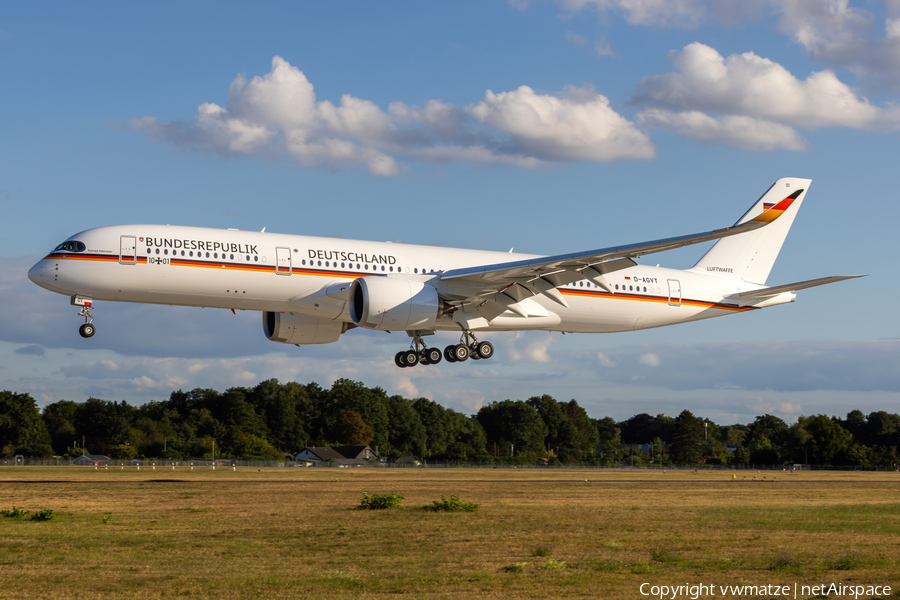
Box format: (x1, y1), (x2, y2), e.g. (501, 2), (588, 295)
(263, 312), (346, 345)
(349, 277), (440, 331)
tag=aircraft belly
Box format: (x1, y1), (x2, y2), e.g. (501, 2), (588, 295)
(537, 290), (709, 333)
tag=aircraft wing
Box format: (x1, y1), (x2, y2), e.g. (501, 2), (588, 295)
(728, 275), (866, 300)
(438, 193), (800, 315)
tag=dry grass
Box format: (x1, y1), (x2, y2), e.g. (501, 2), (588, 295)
(1, 467), (898, 599)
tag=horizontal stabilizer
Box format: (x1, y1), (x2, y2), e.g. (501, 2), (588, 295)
(728, 275), (865, 300)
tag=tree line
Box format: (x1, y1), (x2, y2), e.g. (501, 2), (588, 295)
(1, 380), (898, 467)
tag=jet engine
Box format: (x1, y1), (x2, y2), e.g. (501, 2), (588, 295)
(349, 277), (441, 331)
(263, 311), (347, 345)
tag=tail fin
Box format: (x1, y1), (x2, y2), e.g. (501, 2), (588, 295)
(691, 178), (810, 285)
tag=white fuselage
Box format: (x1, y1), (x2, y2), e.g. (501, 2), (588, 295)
(28, 224), (791, 338)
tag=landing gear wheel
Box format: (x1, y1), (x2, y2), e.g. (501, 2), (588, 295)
(394, 351), (407, 368)
(475, 341), (494, 360)
(444, 345), (458, 363)
(79, 323), (95, 338)
(403, 350), (419, 367)
(452, 344), (470, 362)
(425, 347), (442, 365)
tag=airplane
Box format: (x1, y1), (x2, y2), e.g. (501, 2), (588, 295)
(28, 177), (861, 368)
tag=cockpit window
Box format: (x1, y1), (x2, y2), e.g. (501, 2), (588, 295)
(54, 241), (86, 253)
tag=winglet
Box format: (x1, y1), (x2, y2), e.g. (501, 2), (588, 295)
(751, 189), (803, 224)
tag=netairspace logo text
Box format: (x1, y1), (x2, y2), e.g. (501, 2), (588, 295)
(639, 582), (892, 599)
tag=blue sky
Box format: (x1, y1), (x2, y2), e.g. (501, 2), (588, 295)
(1, 1), (898, 424)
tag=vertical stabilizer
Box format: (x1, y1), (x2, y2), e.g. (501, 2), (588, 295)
(691, 178), (811, 285)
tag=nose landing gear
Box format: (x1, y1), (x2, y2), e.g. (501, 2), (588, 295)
(72, 295), (95, 338)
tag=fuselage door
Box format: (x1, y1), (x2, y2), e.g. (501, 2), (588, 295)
(667, 279), (682, 306)
(276, 246), (292, 275)
(119, 236), (137, 265)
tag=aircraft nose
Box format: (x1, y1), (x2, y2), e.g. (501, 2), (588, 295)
(28, 260), (48, 287)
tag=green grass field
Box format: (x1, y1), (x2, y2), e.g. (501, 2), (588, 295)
(1, 467), (898, 599)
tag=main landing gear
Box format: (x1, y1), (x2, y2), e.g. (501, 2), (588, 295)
(72, 296), (95, 338)
(394, 330), (494, 368)
(394, 331), (443, 368)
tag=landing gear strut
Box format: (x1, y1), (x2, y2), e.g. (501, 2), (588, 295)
(72, 296), (95, 338)
(394, 331), (442, 368)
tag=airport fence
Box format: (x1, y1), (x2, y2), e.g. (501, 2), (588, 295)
(2, 457), (898, 471)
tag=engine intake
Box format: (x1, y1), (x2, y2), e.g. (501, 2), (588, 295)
(349, 277), (440, 331)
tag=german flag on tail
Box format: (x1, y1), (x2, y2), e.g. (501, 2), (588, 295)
(752, 189), (803, 224)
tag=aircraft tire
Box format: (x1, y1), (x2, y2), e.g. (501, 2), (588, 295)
(475, 341), (494, 359)
(394, 352), (407, 368)
(444, 345), (458, 363)
(452, 344), (469, 362)
(79, 324), (95, 338)
(403, 350), (419, 367)
(425, 347), (442, 365)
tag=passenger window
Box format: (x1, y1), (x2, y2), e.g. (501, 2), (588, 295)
(230, 254), (234, 260)
(365, 264), (369, 270)
(155, 249), (160, 255)
(254, 256), (258, 262)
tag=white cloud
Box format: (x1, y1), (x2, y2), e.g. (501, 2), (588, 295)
(597, 352), (615, 367)
(554, 0), (900, 91)
(771, 0), (900, 91)
(637, 109), (807, 151)
(507, 332), (555, 364)
(633, 42), (900, 149)
(468, 84), (654, 161)
(566, 340), (900, 393)
(436, 389), (486, 413)
(639, 352), (661, 366)
(127, 56), (652, 175)
(594, 41), (615, 57)
(564, 31), (588, 46)
(556, 0), (764, 29)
